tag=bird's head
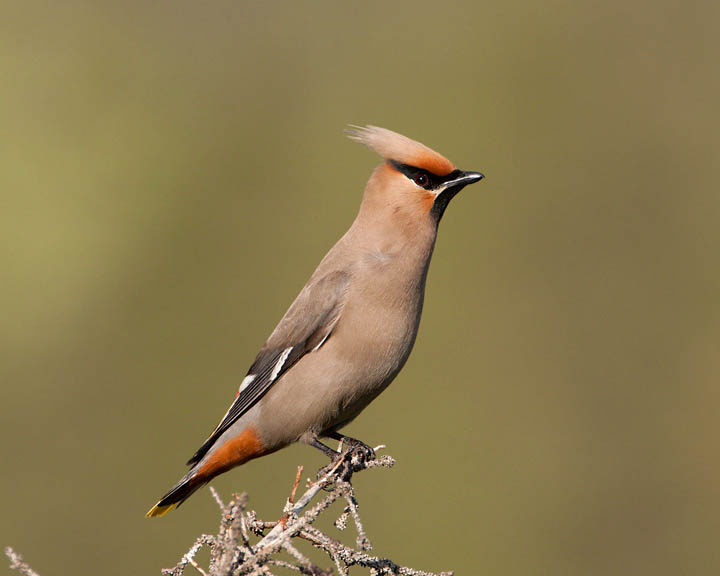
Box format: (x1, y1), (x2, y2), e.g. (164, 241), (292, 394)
(347, 125), (484, 223)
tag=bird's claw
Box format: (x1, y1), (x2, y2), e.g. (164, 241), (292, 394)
(339, 437), (376, 462)
(316, 439), (376, 486)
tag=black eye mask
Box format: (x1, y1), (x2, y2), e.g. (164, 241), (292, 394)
(390, 160), (463, 191)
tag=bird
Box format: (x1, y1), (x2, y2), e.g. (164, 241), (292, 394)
(146, 126), (484, 517)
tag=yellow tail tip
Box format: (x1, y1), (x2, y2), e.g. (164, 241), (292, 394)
(146, 502), (178, 518)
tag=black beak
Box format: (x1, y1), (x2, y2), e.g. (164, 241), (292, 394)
(444, 170), (484, 188)
(431, 169), (485, 221)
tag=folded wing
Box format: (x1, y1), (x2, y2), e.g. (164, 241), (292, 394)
(187, 270), (351, 466)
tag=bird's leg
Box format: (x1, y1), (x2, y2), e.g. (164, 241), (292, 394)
(309, 435), (349, 484)
(327, 432), (376, 461)
(309, 436), (341, 460)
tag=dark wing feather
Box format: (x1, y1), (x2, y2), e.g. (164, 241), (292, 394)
(187, 270), (350, 466)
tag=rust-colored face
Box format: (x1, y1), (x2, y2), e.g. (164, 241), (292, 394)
(349, 126), (483, 220)
(385, 160), (485, 219)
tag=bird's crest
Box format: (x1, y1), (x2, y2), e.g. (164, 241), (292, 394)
(346, 125), (455, 177)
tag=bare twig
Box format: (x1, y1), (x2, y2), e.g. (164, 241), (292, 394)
(161, 443), (452, 575)
(5, 547), (41, 576)
(210, 486), (226, 511)
(189, 556), (210, 576)
(163, 535), (216, 576)
(289, 466), (303, 504)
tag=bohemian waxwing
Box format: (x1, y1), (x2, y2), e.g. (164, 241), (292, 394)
(147, 126), (484, 516)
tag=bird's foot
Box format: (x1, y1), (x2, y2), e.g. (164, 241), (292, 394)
(316, 435), (376, 484)
(336, 435), (376, 462)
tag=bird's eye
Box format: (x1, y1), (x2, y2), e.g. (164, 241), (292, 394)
(414, 173), (428, 187)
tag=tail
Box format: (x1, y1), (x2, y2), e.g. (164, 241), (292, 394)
(146, 471), (206, 518)
(147, 426), (269, 517)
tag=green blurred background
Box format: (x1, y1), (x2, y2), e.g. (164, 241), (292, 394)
(2, 1), (719, 574)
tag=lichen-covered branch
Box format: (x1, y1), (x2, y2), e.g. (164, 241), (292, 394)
(162, 443), (453, 576)
(5, 547), (41, 576)
(4, 444), (453, 576)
